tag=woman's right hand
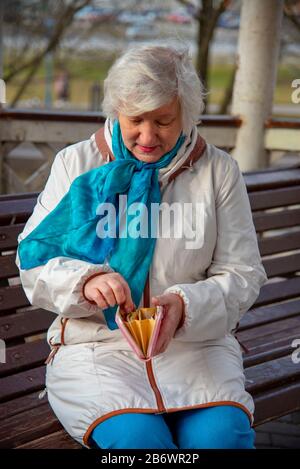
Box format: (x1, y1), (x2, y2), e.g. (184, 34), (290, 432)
(83, 272), (135, 313)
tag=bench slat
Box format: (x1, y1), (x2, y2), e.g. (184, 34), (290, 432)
(0, 224), (24, 251)
(262, 252), (300, 278)
(0, 198), (37, 221)
(0, 308), (55, 342)
(254, 277), (300, 306)
(249, 186), (300, 211)
(244, 168), (300, 191)
(0, 285), (30, 314)
(0, 254), (19, 280)
(238, 299), (300, 330)
(0, 391), (46, 421)
(258, 231), (300, 256)
(16, 429), (82, 449)
(253, 207), (300, 233)
(245, 355), (300, 394)
(0, 340), (50, 377)
(243, 340), (295, 368)
(238, 314), (300, 343)
(0, 365), (45, 402)
(0, 402), (61, 449)
(0, 193), (38, 202)
(253, 382), (300, 426)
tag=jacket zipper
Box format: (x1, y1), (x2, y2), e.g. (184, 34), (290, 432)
(145, 360), (166, 413)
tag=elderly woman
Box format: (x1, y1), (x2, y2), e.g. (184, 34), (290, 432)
(16, 45), (267, 449)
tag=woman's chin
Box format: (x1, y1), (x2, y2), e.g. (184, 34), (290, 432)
(132, 149), (163, 163)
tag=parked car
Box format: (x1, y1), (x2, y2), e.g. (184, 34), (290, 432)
(75, 6), (116, 23)
(126, 23), (158, 39)
(165, 10), (192, 24)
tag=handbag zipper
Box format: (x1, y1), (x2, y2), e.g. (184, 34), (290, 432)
(143, 269), (166, 413)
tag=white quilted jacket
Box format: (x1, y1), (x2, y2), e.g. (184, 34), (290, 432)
(16, 123), (267, 447)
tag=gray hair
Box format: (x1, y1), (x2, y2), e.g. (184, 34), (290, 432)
(102, 44), (205, 135)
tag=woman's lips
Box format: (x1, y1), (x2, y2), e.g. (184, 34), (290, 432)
(137, 145), (158, 153)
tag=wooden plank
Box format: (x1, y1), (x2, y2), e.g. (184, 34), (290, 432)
(265, 118), (300, 129)
(0, 340), (50, 377)
(238, 318), (300, 350)
(0, 214), (29, 226)
(245, 355), (300, 394)
(0, 198), (36, 221)
(0, 402), (61, 448)
(0, 192), (38, 202)
(238, 314), (300, 342)
(238, 299), (300, 330)
(254, 277), (300, 307)
(16, 430), (82, 449)
(243, 340), (296, 368)
(248, 186), (300, 211)
(258, 231), (300, 256)
(0, 391), (47, 420)
(263, 252), (300, 278)
(253, 208), (300, 233)
(244, 169), (300, 191)
(0, 224), (24, 251)
(0, 365), (45, 402)
(0, 254), (19, 280)
(0, 285), (29, 314)
(253, 382), (300, 426)
(0, 308), (55, 342)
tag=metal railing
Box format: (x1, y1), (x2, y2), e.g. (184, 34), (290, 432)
(0, 109), (299, 194)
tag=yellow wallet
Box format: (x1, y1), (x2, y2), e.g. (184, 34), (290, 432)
(115, 306), (164, 360)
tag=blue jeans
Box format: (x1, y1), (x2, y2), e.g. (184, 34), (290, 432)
(91, 405), (255, 449)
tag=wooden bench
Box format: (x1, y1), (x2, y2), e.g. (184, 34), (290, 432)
(0, 166), (300, 449)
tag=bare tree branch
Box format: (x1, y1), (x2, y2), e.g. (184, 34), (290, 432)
(5, 0), (91, 83)
(284, 8), (300, 31)
(7, 0), (92, 106)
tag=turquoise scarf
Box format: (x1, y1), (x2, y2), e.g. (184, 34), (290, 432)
(18, 121), (185, 330)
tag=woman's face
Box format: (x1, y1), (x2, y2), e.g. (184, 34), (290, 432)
(118, 97), (183, 163)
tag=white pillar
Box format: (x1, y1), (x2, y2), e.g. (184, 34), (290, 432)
(0, 0), (3, 78)
(231, 0), (283, 171)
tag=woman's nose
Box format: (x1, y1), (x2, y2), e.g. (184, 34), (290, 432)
(138, 122), (157, 145)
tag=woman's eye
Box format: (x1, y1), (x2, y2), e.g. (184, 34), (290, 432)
(157, 121), (171, 127)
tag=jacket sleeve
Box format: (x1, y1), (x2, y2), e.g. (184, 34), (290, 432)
(164, 157), (268, 342)
(16, 148), (114, 319)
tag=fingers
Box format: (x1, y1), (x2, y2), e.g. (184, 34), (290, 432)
(116, 275), (135, 311)
(86, 272), (135, 311)
(151, 295), (168, 306)
(151, 295), (184, 356)
(103, 279), (126, 306)
(91, 290), (109, 309)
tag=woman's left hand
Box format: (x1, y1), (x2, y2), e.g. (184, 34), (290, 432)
(151, 293), (184, 356)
